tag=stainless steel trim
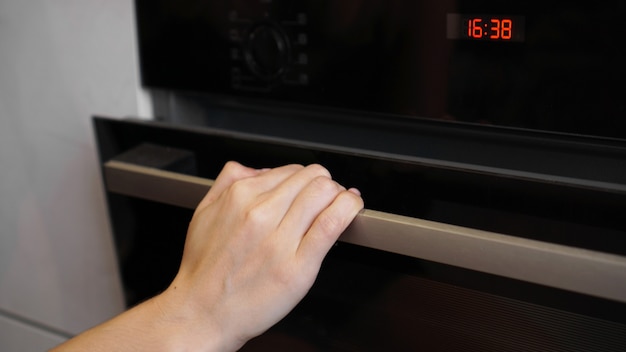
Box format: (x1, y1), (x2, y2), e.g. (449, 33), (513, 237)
(104, 160), (626, 303)
(342, 210), (626, 304)
(104, 160), (214, 209)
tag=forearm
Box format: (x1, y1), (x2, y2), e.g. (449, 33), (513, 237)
(50, 292), (225, 352)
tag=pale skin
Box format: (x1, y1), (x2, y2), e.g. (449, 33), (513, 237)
(51, 161), (364, 351)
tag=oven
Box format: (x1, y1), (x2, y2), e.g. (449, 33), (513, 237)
(95, 0), (626, 350)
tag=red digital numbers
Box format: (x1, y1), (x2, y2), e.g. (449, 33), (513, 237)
(469, 18), (483, 38)
(467, 18), (513, 40)
(493, 19), (512, 39)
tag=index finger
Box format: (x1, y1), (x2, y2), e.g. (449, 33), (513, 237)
(296, 189), (364, 273)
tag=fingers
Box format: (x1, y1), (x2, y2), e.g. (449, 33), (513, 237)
(197, 162), (306, 210)
(199, 161), (363, 264)
(277, 173), (345, 240)
(270, 165), (362, 253)
(242, 164), (308, 197)
(296, 188), (363, 266)
(258, 164), (333, 229)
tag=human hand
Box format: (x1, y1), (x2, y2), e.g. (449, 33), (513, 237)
(156, 161), (364, 351)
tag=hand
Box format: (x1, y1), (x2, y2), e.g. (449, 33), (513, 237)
(156, 162), (364, 350)
(51, 161), (363, 352)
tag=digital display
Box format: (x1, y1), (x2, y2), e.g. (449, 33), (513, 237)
(447, 14), (525, 42)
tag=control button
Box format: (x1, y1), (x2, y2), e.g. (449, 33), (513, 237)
(229, 29), (240, 41)
(230, 48), (240, 60)
(297, 33), (308, 45)
(298, 53), (308, 65)
(297, 13), (308, 25)
(299, 73), (309, 85)
(244, 23), (290, 80)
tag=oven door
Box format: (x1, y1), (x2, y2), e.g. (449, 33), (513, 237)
(94, 116), (626, 351)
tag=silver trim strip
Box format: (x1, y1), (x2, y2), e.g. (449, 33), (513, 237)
(104, 160), (214, 209)
(104, 160), (626, 303)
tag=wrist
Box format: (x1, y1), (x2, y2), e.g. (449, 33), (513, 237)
(153, 283), (241, 352)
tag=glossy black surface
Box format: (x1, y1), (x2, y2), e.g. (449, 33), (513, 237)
(94, 116), (626, 257)
(136, 0), (626, 139)
(244, 243), (626, 351)
(95, 119), (626, 351)
(95, 117), (626, 351)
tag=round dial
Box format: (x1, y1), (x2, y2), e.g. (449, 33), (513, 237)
(244, 23), (290, 80)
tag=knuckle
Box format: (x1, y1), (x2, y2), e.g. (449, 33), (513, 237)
(223, 179), (259, 217)
(243, 202), (270, 229)
(284, 164), (305, 174)
(342, 189), (364, 209)
(228, 178), (252, 199)
(222, 160), (241, 174)
(310, 176), (339, 196)
(315, 210), (344, 235)
(305, 163), (331, 178)
(312, 191), (363, 235)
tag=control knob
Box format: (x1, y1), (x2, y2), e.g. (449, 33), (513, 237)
(244, 23), (290, 80)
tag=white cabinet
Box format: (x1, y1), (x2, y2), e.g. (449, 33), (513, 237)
(0, 313), (67, 351)
(0, 0), (144, 348)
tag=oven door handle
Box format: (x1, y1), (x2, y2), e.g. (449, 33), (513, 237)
(104, 159), (626, 303)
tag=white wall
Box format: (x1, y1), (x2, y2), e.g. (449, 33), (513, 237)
(0, 0), (144, 349)
(0, 314), (66, 352)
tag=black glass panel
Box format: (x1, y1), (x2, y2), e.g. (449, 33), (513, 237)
(135, 0), (626, 139)
(94, 117), (626, 257)
(95, 117), (626, 351)
(244, 243), (626, 351)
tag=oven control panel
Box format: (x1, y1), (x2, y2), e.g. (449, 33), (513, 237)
(227, 5), (310, 92)
(136, 0), (626, 140)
